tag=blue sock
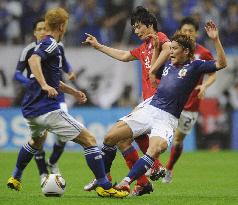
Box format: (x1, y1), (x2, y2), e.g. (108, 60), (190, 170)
(127, 154), (155, 183)
(49, 141), (65, 165)
(101, 143), (117, 174)
(84, 146), (111, 189)
(34, 150), (48, 176)
(13, 143), (38, 180)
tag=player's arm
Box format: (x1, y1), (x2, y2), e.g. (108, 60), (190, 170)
(150, 41), (170, 74)
(205, 21), (227, 69)
(83, 33), (136, 62)
(28, 54), (58, 97)
(59, 81), (87, 104)
(195, 72), (216, 98)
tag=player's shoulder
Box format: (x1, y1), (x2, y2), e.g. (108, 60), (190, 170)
(39, 35), (58, 53)
(157, 32), (169, 40)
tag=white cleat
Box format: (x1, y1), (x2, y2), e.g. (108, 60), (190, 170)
(47, 160), (61, 174)
(84, 179), (97, 191)
(162, 169), (172, 184)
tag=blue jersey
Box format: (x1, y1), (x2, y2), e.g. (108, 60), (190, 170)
(150, 59), (217, 118)
(21, 35), (68, 118)
(14, 40), (72, 105)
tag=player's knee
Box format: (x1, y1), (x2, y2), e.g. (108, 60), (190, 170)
(104, 132), (116, 146)
(174, 131), (185, 145)
(29, 138), (43, 150)
(147, 139), (168, 158)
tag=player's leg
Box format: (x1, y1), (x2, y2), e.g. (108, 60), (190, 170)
(51, 109), (128, 198)
(46, 102), (67, 174)
(7, 121), (46, 191)
(47, 138), (66, 174)
(117, 139), (153, 196)
(115, 106), (177, 192)
(116, 136), (168, 192)
(34, 130), (49, 180)
(163, 111), (198, 183)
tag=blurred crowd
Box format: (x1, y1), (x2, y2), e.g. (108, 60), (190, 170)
(0, 0), (238, 48)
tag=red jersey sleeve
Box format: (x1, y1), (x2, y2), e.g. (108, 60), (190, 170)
(130, 45), (142, 60)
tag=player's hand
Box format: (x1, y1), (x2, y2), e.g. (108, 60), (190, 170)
(42, 84), (58, 98)
(82, 33), (102, 49)
(68, 72), (76, 81)
(205, 21), (219, 40)
(73, 90), (87, 104)
(145, 33), (160, 48)
(149, 72), (158, 88)
(195, 84), (207, 99)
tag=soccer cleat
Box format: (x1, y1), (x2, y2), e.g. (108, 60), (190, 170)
(96, 186), (129, 198)
(84, 179), (97, 191)
(162, 169), (173, 183)
(130, 182), (154, 196)
(149, 166), (166, 181)
(7, 177), (22, 191)
(84, 174), (112, 192)
(115, 180), (130, 193)
(46, 160), (60, 174)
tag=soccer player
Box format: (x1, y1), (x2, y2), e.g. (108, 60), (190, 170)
(96, 21), (227, 193)
(161, 17), (216, 183)
(14, 18), (76, 181)
(7, 7), (128, 198)
(83, 6), (170, 195)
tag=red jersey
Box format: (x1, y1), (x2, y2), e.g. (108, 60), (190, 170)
(130, 32), (169, 100)
(183, 44), (214, 112)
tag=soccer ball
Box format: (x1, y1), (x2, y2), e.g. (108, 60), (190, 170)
(41, 174), (66, 197)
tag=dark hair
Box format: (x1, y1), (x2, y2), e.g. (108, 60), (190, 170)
(171, 31), (195, 58)
(179, 17), (199, 31)
(33, 17), (45, 31)
(131, 6), (158, 31)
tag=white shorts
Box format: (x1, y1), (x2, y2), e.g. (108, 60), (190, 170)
(25, 109), (85, 142)
(177, 110), (198, 134)
(60, 102), (68, 113)
(121, 104), (178, 146)
(136, 96), (153, 109)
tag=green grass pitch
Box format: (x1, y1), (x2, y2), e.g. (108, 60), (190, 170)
(0, 151), (238, 205)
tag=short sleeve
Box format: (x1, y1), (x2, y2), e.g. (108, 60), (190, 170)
(155, 64), (165, 79)
(33, 38), (58, 60)
(196, 60), (217, 74)
(130, 46), (142, 60)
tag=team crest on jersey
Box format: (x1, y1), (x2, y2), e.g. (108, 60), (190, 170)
(178, 68), (187, 79)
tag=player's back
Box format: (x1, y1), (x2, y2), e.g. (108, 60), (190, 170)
(21, 35), (63, 118)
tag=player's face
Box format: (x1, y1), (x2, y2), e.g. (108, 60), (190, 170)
(180, 24), (197, 41)
(170, 41), (189, 64)
(133, 22), (153, 40)
(34, 21), (46, 41)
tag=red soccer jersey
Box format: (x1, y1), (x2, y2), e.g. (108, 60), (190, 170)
(183, 44), (214, 111)
(130, 32), (169, 100)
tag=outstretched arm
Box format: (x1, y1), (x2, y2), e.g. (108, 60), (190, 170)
(28, 54), (58, 98)
(205, 21), (227, 69)
(83, 33), (136, 62)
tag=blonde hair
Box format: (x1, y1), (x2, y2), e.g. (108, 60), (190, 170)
(45, 8), (69, 31)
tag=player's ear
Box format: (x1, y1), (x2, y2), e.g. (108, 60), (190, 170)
(184, 48), (189, 56)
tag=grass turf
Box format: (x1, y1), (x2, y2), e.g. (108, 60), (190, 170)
(0, 151), (237, 205)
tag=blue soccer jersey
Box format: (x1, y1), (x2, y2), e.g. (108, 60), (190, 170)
(150, 59), (217, 118)
(21, 35), (66, 118)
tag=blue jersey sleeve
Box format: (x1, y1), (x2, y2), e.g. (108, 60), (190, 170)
(155, 64), (166, 79)
(33, 37), (58, 60)
(14, 71), (30, 86)
(196, 60), (217, 74)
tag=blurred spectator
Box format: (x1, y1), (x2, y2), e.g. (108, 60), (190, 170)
(0, 0), (11, 43)
(20, 0), (46, 43)
(71, 0), (105, 46)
